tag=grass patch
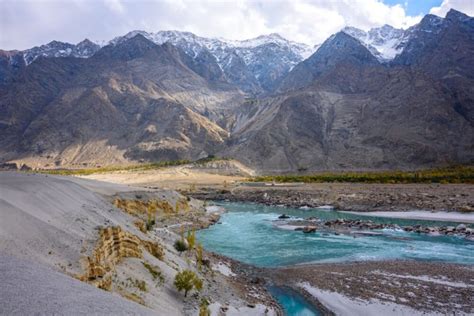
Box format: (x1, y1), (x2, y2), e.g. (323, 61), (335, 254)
(194, 155), (230, 165)
(37, 159), (191, 176)
(142, 262), (165, 284)
(251, 166), (474, 184)
(34, 156), (232, 176)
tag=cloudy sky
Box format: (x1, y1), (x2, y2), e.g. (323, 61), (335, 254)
(1, 0), (473, 50)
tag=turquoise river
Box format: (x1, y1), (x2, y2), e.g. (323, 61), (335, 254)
(196, 202), (474, 315)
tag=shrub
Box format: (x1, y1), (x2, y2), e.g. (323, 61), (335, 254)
(146, 204), (156, 231)
(174, 269), (203, 297)
(199, 298), (210, 316)
(174, 239), (188, 253)
(186, 230), (196, 250)
(196, 243), (204, 270)
(146, 219), (155, 231)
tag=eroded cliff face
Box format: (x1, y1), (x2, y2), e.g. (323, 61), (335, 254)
(80, 226), (163, 290)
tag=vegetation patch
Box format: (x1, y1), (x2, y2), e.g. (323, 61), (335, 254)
(35, 156), (231, 175)
(36, 159), (191, 176)
(199, 298), (211, 316)
(142, 262), (165, 284)
(174, 239), (188, 253)
(125, 277), (147, 292)
(194, 155), (230, 165)
(251, 166), (474, 184)
(114, 198), (175, 219)
(174, 269), (203, 297)
(119, 289), (146, 306)
(141, 239), (164, 260)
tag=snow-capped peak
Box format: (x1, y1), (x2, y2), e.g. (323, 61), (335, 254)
(110, 30), (313, 59)
(22, 39), (101, 65)
(342, 24), (406, 61)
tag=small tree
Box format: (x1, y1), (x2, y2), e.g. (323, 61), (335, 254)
(174, 269), (202, 297)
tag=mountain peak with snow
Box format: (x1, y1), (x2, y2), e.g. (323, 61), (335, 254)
(342, 24), (406, 61)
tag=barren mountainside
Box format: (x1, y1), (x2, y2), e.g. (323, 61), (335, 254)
(0, 9), (473, 172)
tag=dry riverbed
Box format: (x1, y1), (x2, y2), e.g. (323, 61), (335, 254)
(271, 261), (474, 315)
(188, 182), (474, 213)
(222, 255), (474, 315)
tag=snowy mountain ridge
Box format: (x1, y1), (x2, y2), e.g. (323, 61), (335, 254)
(110, 30), (313, 60)
(22, 39), (101, 65)
(342, 25), (407, 61)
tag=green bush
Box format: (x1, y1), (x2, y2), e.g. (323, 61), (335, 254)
(174, 239), (188, 253)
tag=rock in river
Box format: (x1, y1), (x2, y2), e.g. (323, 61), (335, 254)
(302, 226), (317, 233)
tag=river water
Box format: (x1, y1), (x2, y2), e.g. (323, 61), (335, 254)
(197, 202), (474, 267)
(196, 202), (474, 315)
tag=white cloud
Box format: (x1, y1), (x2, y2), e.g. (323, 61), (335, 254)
(103, 0), (125, 14)
(430, 0), (474, 17)
(0, 0), (433, 50)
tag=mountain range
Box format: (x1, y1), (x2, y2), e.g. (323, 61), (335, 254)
(0, 9), (473, 172)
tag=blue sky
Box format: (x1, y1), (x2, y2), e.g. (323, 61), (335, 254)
(384, 0), (443, 15)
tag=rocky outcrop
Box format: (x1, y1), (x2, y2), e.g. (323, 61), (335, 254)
(80, 226), (163, 290)
(277, 217), (473, 238)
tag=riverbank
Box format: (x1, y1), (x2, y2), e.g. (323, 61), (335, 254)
(196, 201), (474, 315)
(270, 260), (474, 315)
(187, 182), (474, 213)
(218, 251), (474, 315)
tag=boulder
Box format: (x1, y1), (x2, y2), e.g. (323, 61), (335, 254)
(278, 214), (291, 219)
(302, 226), (317, 233)
(456, 224), (467, 231)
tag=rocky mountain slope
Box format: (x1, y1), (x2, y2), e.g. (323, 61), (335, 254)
(0, 35), (241, 168)
(0, 9), (473, 172)
(224, 9), (474, 171)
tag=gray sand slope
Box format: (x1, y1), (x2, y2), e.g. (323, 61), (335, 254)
(0, 254), (155, 315)
(0, 172), (182, 314)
